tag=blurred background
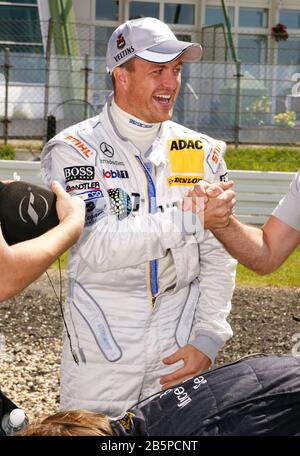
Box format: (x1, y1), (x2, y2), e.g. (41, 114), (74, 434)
(0, 0), (299, 146)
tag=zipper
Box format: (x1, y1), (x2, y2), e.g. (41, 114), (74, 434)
(135, 155), (158, 306)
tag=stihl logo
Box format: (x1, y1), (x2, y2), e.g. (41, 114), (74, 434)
(211, 144), (221, 164)
(207, 140), (226, 174)
(65, 135), (94, 158)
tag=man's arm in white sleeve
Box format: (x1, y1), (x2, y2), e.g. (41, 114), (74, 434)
(42, 144), (203, 272)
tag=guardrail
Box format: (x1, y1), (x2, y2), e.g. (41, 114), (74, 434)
(0, 160), (42, 186)
(0, 160), (296, 225)
(229, 170), (295, 225)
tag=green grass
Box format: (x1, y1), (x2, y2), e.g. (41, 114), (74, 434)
(51, 251), (69, 269)
(226, 145), (300, 172)
(236, 245), (300, 287)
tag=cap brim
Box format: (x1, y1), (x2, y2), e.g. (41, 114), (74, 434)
(136, 41), (202, 64)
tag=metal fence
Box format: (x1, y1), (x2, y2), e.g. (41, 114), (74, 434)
(0, 19), (300, 145)
(0, 160), (294, 226)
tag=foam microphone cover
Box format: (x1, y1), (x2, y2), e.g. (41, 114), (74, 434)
(0, 181), (59, 245)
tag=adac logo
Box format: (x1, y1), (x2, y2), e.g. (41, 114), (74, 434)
(168, 138), (204, 174)
(117, 33), (126, 50)
(19, 187), (49, 225)
(169, 139), (204, 151)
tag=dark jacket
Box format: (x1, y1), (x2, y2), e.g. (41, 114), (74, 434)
(112, 354), (300, 436)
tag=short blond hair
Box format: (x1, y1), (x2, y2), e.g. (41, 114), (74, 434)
(111, 57), (136, 93)
(19, 409), (114, 436)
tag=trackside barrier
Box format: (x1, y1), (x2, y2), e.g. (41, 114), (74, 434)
(229, 170), (295, 225)
(0, 161), (296, 225)
(0, 160), (42, 186)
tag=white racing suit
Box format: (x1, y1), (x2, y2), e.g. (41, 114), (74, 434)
(41, 98), (237, 417)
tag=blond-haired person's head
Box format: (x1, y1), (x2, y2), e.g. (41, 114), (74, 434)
(19, 409), (114, 436)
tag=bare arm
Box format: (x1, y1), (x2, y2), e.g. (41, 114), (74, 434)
(0, 181), (85, 302)
(186, 179), (300, 274)
(212, 215), (300, 274)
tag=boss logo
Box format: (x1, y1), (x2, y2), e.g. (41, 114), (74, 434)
(64, 166), (95, 182)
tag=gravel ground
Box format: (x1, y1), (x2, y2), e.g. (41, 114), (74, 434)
(1, 271), (300, 420)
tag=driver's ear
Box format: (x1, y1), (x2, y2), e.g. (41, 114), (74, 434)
(113, 66), (130, 90)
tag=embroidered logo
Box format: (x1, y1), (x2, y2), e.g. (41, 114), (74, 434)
(117, 34), (126, 50)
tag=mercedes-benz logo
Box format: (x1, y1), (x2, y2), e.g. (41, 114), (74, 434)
(100, 142), (114, 158)
(18, 187), (49, 225)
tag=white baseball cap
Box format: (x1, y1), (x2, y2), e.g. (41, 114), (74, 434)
(106, 17), (202, 74)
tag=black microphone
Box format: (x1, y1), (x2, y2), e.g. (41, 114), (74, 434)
(0, 181), (59, 245)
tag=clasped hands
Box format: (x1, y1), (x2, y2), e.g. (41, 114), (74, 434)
(180, 180), (236, 230)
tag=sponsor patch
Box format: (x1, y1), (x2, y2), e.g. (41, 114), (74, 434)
(64, 165), (95, 182)
(129, 118), (152, 128)
(83, 190), (107, 227)
(85, 200), (106, 226)
(99, 158), (124, 166)
(117, 33), (126, 50)
(168, 176), (203, 187)
(114, 45), (135, 64)
(103, 169), (129, 179)
(78, 189), (104, 200)
(108, 188), (132, 220)
(64, 135), (94, 158)
(168, 139), (204, 173)
(220, 172), (228, 182)
(66, 181), (101, 192)
(100, 142), (114, 158)
(131, 192), (140, 212)
(207, 140), (226, 174)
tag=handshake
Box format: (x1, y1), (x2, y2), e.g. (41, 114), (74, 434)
(180, 180), (236, 231)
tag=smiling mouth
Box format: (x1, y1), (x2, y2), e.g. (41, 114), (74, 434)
(153, 95), (172, 105)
